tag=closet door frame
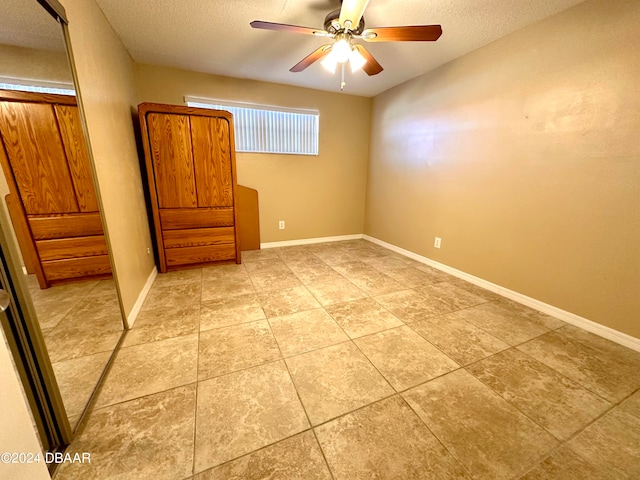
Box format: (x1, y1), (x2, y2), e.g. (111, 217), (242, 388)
(0, 222), (72, 457)
(0, 1), (74, 472)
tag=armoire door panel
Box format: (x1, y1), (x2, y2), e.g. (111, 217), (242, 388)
(29, 213), (104, 240)
(0, 102), (79, 214)
(190, 116), (233, 207)
(54, 105), (99, 212)
(159, 207), (234, 230)
(147, 112), (197, 209)
(36, 235), (109, 262)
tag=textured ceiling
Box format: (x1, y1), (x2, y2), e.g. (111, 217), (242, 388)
(1, 0), (66, 51)
(93, 0), (586, 96)
(8, 0), (587, 97)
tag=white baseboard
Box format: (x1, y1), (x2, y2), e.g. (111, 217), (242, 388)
(364, 235), (640, 352)
(125, 267), (157, 329)
(261, 234), (364, 249)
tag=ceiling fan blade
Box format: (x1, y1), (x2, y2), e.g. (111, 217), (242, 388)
(354, 44), (383, 76)
(362, 25), (443, 42)
(339, 0), (370, 29)
(250, 20), (326, 36)
(290, 45), (332, 72)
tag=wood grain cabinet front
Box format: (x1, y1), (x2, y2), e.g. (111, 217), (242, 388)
(0, 90), (112, 288)
(138, 103), (241, 272)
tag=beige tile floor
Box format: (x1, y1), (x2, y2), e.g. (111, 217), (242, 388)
(54, 240), (640, 479)
(28, 277), (123, 427)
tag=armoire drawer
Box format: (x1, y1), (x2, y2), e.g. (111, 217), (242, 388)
(160, 208), (234, 230)
(165, 244), (236, 267)
(42, 255), (112, 282)
(29, 213), (104, 240)
(162, 227), (235, 248)
(35, 235), (108, 261)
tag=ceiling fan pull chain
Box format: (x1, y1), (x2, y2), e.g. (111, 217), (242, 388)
(340, 63), (346, 91)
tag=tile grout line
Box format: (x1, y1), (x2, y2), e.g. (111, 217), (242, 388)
(291, 242), (622, 477)
(271, 252), (459, 472)
(510, 331), (619, 405)
(257, 288), (337, 480)
(191, 427), (319, 478)
(268, 245), (410, 477)
(274, 325), (337, 480)
(59, 240), (640, 479)
(457, 333), (640, 477)
(71, 381), (200, 435)
(397, 393), (477, 480)
(310, 276), (401, 405)
(309, 428), (337, 480)
(205, 243), (636, 477)
(191, 267), (204, 477)
(279, 251), (414, 403)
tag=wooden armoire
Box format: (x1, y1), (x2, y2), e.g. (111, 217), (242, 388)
(138, 103), (241, 272)
(0, 90), (111, 288)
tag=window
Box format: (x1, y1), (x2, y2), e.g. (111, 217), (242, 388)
(185, 96), (319, 156)
(0, 77), (75, 96)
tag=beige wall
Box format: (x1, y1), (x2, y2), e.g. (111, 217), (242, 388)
(366, 0), (640, 338)
(0, 43), (72, 85)
(135, 64), (371, 243)
(62, 0), (155, 320)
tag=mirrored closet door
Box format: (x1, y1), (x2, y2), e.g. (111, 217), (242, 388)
(0, 0), (125, 431)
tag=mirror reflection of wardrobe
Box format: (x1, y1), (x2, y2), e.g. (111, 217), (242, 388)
(0, 0), (125, 431)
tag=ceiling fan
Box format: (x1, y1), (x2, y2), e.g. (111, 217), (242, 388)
(250, 0), (442, 81)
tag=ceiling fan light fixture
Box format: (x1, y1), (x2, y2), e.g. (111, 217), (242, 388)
(321, 49), (338, 73)
(332, 37), (352, 64)
(349, 46), (367, 72)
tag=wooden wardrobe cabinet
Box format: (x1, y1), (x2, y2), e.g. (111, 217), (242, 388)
(0, 90), (111, 288)
(138, 103), (241, 272)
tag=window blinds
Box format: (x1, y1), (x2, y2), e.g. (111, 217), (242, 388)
(185, 97), (319, 156)
(0, 77), (75, 96)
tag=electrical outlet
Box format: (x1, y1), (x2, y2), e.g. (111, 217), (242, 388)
(279, 220), (285, 230)
(434, 237), (442, 248)
(147, 247), (151, 255)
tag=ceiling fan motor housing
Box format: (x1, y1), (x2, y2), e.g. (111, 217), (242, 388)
(324, 9), (365, 35)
